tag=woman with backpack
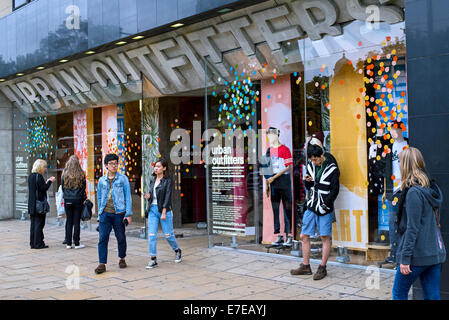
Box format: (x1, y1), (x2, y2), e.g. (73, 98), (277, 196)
(62, 155), (87, 249)
(28, 159), (55, 249)
(392, 147), (446, 300)
(144, 158), (182, 269)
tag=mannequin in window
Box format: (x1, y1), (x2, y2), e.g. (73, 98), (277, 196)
(382, 120), (409, 264)
(265, 127), (293, 246)
(368, 129), (387, 196)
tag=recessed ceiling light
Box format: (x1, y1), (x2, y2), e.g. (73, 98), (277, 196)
(36, 66), (45, 70)
(171, 23), (184, 28)
(217, 8), (232, 13)
(85, 51), (95, 55)
(16, 73), (24, 76)
(116, 41), (127, 45)
(59, 59), (69, 63)
(132, 35), (145, 40)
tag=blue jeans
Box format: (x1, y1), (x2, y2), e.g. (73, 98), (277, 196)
(392, 264), (442, 300)
(98, 212), (127, 264)
(147, 205), (179, 257)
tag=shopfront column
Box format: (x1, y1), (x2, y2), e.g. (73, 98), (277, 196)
(0, 93), (13, 220)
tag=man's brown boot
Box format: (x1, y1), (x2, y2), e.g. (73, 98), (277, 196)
(290, 263), (313, 275)
(313, 265), (327, 280)
(95, 263), (106, 274)
(119, 258), (127, 269)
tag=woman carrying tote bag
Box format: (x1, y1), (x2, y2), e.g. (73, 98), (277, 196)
(392, 147), (446, 300)
(62, 155), (87, 249)
(28, 159), (55, 249)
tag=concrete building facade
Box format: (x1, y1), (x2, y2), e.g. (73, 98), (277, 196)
(0, 0), (448, 299)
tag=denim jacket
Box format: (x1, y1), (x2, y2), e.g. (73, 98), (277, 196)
(97, 172), (133, 217)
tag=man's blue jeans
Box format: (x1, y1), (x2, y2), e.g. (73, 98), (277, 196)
(98, 212), (127, 264)
(147, 205), (179, 257)
(392, 264), (442, 300)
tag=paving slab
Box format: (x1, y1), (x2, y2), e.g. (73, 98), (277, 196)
(0, 219), (395, 300)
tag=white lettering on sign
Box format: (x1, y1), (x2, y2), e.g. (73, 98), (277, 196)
(65, 5), (80, 30)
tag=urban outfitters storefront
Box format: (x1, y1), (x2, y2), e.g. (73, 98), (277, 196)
(2, 0), (408, 264)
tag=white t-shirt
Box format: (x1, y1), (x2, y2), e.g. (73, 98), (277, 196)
(151, 181), (159, 205)
(392, 140), (408, 193)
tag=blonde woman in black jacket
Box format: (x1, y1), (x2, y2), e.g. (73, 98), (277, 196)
(28, 159), (55, 249)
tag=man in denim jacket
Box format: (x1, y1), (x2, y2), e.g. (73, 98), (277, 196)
(94, 154), (133, 274)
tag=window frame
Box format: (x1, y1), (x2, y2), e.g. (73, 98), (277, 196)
(12, 0), (33, 11)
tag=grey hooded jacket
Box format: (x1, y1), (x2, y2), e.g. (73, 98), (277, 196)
(396, 183), (446, 266)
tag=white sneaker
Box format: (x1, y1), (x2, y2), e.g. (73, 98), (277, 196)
(66, 245), (72, 249)
(146, 259), (158, 269)
(75, 244), (85, 249)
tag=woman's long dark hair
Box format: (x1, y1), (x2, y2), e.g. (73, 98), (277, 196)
(152, 158), (170, 178)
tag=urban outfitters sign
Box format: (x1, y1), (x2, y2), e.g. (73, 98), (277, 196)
(0, 0), (403, 115)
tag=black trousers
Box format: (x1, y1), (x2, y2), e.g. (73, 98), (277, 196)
(30, 214), (46, 248)
(270, 174), (292, 235)
(65, 203), (83, 246)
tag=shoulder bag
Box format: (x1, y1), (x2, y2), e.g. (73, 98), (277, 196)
(81, 199), (93, 221)
(35, 174), (50, 215)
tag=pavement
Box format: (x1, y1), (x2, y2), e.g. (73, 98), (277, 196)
(0, 219), (399, 300)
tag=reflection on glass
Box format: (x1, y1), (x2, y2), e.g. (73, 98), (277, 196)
(300, 20), (408, 249)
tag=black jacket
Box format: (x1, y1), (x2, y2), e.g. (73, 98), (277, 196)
(145, 177), (173, 216)
(61, 175), (87, 205)
(304, 152), (340, 216)
(28, 173), (52, 216)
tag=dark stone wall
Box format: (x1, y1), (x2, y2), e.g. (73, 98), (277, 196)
(405, 0), (449, 300)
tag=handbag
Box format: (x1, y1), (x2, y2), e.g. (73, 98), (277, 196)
(81, 199), (93, 221)
(35, 174), (50, 215)
(55, 185), (65, 217)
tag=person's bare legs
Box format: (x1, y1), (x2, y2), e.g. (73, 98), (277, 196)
(301, 234), (311, 265)
(321, 235), (331, 266)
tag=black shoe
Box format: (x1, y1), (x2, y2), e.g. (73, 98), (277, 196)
(146, 258), (158, 269)
(272, 235), (284, 245)
(62, 239), (67, 245)
(175, 249), (182, 263)
(35, 245), (49, 249)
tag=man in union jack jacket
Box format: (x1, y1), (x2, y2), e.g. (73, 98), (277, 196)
(290, 143), (340, 280)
